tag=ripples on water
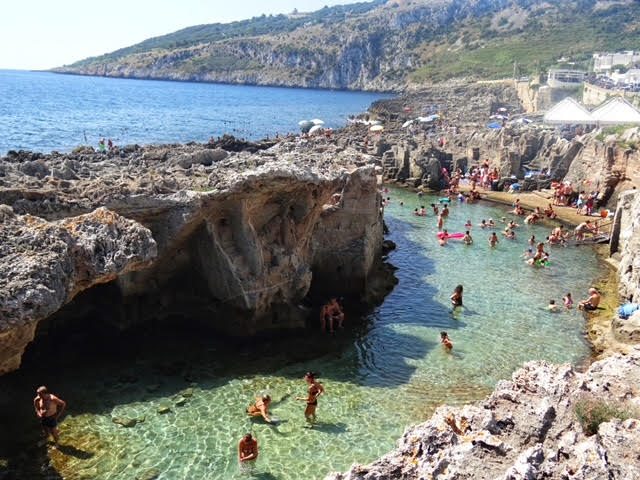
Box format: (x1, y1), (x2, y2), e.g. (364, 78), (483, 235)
(0, 70), (391, 155)
(0, 188), (602, 479)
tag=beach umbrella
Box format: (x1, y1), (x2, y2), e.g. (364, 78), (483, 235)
(488, 122), (502, 129)
(402, 120), (414, 128)
(370, 120), (382, 126)
(370, 125), (384, 132)
(298, 120), (314, 133)
(298, 120), (311, 126)
(308, 125), (324, 134)
(311, 119), (325, 125)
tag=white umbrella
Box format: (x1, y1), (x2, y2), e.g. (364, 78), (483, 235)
(402, 120), (414, 128)
(298, 120), (311, 126)
(309, 125), (324, 134)
(370, 120), (382, 125)
(311, 119), (325, 125)
(370, 125), (384, 132)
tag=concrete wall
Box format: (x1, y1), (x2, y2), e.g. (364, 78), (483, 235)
(583, 82), (640, 107)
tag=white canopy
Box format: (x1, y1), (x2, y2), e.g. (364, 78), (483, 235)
(543, 97), (595, 125)
(591, 97), (640, 125)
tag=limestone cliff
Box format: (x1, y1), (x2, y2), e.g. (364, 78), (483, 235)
(0, 138), (390, 374)
(0, 207), (157, 375)
(327, 348), (640, 480)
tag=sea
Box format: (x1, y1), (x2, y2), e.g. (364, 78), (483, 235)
(0, 69), (392, 155)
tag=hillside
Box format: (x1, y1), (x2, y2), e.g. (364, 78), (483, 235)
(54, 0), (640, 91)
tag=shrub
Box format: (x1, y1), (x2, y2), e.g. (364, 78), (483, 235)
(574, 397), (637, 436)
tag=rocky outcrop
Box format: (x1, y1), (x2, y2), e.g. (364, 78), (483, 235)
(327, 348), (640, 480)
(0, 206), (156, 374)
(0, 138), (390, 374)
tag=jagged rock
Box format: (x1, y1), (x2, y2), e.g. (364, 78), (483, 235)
(0, 206), (156, 374)
(157, 405), (171, 414)
(326, 348), (640, 480)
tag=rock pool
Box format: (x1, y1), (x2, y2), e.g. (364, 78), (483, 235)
(0, 188), (602, 480)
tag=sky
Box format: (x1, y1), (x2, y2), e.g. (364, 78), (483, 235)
(0, 0), (363, 70)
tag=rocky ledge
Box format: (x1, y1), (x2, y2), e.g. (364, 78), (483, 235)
(0, 138), (394, 374)
(327, 348), (640, 480)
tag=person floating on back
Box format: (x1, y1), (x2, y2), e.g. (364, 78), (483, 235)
(34, 386), (66, 445)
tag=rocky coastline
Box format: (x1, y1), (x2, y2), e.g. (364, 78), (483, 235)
(0, 137), (397, 375)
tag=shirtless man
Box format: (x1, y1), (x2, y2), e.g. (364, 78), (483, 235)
(247, 395), (272, 423)
(575, 220), (591, 242)
(238, 433), (258, 473)
(34, 386), (66, 444)
(489, 232), (499, 247)
(463, 231), (473, 245)
(578, 288), (601, 312)
(296, 372), (325, 428)
(320, 297), (344, 333)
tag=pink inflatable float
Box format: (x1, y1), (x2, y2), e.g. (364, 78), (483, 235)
(437, 232), (465, 239)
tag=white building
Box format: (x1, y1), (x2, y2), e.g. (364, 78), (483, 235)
(547, 70), (587, 88)
(593, 51), (640, 73)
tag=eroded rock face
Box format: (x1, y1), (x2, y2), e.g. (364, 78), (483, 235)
(0, 206), (156, 374)
(0, 139), (388, 372)
(327, 348), (640, 480)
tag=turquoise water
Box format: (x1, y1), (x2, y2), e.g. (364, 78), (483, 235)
(0, 188), (602, 480)
(0, 70), (391, 155)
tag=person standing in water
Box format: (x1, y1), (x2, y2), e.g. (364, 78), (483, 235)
(489, 232), (499, 247)
(34, 386), (66, 445)
(295, 372), (324, 428)
(440, 331), (453, 351)
(238, 433), (259, 473)
(450, 285), (463, 308)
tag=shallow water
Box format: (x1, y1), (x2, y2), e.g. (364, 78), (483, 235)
(0, 188), (602, 480)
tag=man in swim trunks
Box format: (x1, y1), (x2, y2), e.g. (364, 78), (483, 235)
(578, 288), (601, 311)
(247, 395), (272, 423)
(463, 231), (473, 245)
(238, 433), (258, 473)
(34, 386), (66, 444)
(575, 220), (591, 241)
(320, 297), (344, 333)
(489, 232), (498, 247)
(295, 372), (324, 428)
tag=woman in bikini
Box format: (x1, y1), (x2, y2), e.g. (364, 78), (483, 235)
(247, 394), (272, 423)
(296, 372), (324, 428)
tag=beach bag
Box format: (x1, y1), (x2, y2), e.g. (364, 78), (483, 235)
(618, 303), (639, 319)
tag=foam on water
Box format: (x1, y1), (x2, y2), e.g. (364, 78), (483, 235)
(0, 188), (602, 479)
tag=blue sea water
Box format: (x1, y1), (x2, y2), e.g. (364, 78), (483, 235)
(0, 70), (392, 155)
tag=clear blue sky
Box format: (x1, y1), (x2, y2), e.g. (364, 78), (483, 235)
(0, 0), (362, 70)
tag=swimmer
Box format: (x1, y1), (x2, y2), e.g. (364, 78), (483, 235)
(547, 299), (560, 312)
(413, 208), (420, 216)
(578, 288), (601, 311)
(479, 219), (487, 228)
(500, 216), (507, 223)
(463, 230), (473, 245)
(295, 372), (324, 427)
(440, 331), (453, 351)
(489, 232), (499, 247)
(247, 395), (273, 423)
(442, 205), (450, 217)
(502, 229), (515, 239)
(507, 220), (519, 229)
(488, 218), (496, 228)
(563, 293), (573, 310)
(450, 285), (463, 307)
(437, 214), (444, 230)
(432, 203), (439, 215)
(522, 248), (533, 258)
(464, 220), (472, 229)
(529, 235), (536, 245)
(420, 206), (427, 216)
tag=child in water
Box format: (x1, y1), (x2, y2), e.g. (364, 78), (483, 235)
(465, 220), (472, 229)
(563, 293), (573, 310)
(547, 299), (560, 312)
(440, 331), (453, 350)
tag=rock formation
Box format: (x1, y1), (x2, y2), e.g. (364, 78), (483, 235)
(327, 348), (640, 480)
(0, 206), (156, 374)
(0, 138), (391, 374)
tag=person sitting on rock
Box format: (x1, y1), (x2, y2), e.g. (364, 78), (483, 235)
(578, 288), (601, 312)
(320, 297), (344, 333)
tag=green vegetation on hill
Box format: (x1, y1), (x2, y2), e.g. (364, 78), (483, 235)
(59, 0), (640, 90)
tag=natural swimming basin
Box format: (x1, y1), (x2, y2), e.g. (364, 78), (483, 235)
(0, 188), (602, 480)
